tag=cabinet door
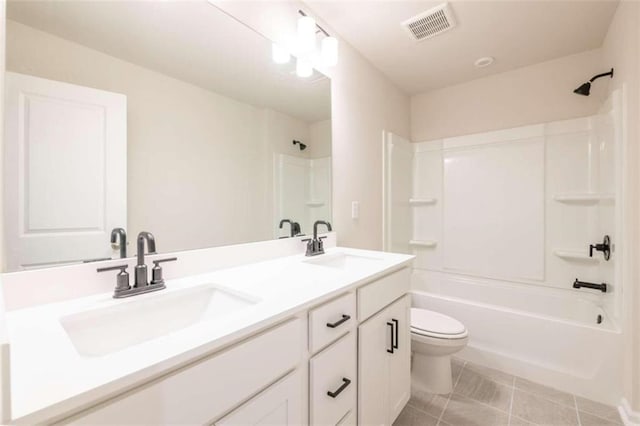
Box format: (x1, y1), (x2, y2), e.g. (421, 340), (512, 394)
(216, 371), (303, 426)
(358, 306), (391, 426)
(387, 295), (411, 424)
(358, 295), (411, 426)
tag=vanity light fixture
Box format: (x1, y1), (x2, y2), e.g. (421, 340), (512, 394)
(272, 43), (291, 64)
(296, 57), (313, 78)
(297, 14), (317, 53)
(274, 10), (338, 75)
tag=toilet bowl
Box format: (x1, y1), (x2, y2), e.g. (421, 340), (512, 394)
(411, 308), (468, 394)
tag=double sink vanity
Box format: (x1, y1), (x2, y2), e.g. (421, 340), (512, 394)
(1, 234), (414, 425)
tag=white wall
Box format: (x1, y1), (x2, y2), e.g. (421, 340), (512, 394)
(213, 1), (410, 251)
(308, 119), (331, 159)
(411, 49), (605, 142)
(599, 0), (640, 414)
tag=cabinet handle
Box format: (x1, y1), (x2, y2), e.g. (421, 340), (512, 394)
(327, 378), (351, 398)
(392, 318), (399, 349)
(387, 322), (395, 354)
(326, 314), (351, 328)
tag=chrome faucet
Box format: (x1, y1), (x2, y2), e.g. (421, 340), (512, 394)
(110, 227), (127, 258)
(303, 220), (332, 256)
(98, 231), (176, 298)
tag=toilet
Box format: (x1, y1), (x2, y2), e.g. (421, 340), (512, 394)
(410, 308), (469, 394)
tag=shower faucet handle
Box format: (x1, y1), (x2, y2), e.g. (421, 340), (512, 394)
(589, 235), (611, 261)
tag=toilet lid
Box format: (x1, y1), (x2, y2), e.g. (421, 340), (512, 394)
(411, 308), (466, 336)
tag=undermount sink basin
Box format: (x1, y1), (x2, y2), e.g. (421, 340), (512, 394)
(304, 252), (383, 270)
(60, 285), (258, 357)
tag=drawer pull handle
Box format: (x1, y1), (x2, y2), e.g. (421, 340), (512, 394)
(387, 322), (395, 354)
(327, 378), (352, 398)
(392, 318), (399, 349)
(326, 314), (351, 328)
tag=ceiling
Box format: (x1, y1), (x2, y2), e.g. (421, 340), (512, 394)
(7, 1), (331, 123)
(306, 0), (619, 94)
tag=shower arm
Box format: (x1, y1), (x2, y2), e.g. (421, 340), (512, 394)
(589, 69), (614, 83)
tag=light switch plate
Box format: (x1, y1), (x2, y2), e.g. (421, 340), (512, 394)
(351, 201), (359, 219)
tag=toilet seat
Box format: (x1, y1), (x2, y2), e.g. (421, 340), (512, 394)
(411, 308), (468, 339)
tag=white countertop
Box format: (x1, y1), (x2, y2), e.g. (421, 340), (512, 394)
(5, 247), (413, 423)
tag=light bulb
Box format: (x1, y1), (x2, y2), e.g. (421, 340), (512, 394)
(297, 15), (317, 53)
(321, 36), (338, 67)
(272, 43), (290, 64)
(296, 57), (313, 78)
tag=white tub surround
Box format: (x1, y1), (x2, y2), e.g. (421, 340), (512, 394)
(0, 235), (413, 424)
(384, 95), (623, 405)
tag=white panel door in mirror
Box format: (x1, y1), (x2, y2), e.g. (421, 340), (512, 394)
(4, 72), (126, 270)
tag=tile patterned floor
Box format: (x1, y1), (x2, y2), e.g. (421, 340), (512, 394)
(394, 359), (622, 426)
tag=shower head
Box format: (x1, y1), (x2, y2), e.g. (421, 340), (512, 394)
(574, 68), (614, 96)
(292, 140), (307, 151)
(573, 82), (591, 96)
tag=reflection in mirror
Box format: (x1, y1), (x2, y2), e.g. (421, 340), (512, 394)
(3, 1), (332, 271)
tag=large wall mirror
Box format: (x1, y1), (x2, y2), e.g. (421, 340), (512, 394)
(3, 1), (332, 271)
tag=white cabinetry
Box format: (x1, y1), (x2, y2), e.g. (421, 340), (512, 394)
(61, 266), (411, 426)
(216, 371), (303, 426)
(309, 293), (356, 353)
(310, 333), (357, 425)
(66, 319), (302, 425)
(358, 295), (411, 426)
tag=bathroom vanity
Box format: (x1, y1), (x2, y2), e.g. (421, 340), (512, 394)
(0, 236), (413, 425)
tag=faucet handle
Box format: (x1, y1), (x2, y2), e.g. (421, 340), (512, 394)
(97, 264), (130, 293)
(152, 257), (177, 267)
(151, 257), (177, 285)
(97, 264), (128, 273)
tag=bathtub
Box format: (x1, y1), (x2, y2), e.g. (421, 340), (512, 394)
(412, 269), (623, 405)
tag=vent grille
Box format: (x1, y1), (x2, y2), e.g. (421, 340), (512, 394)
(402, 3), (456, 41)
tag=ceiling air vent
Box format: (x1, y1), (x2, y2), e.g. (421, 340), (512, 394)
(401, 3), (456, 42)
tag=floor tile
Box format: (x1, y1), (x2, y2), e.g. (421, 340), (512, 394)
(464, 362), (515, 386)
(514, 377), (575, 407)
(451, 358), (465, 383)
(393, 404), (439, 426)
(440, 393), (510, 426)
(511, 389), (579, 426)
(508, 416), (535, 426)
(454, 367), (513, 412)
(575, 396), (622, 423)
(408, 387), (449, 418)
(578, 410), (622, 426)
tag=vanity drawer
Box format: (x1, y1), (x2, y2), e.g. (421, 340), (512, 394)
(357, 267), (410, 322)
(309, 292), (355, 354)
(66, 319), (303, 425)
(309, 332), (356, 426)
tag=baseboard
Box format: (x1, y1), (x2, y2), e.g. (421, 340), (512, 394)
(620, 398), (640, 426)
